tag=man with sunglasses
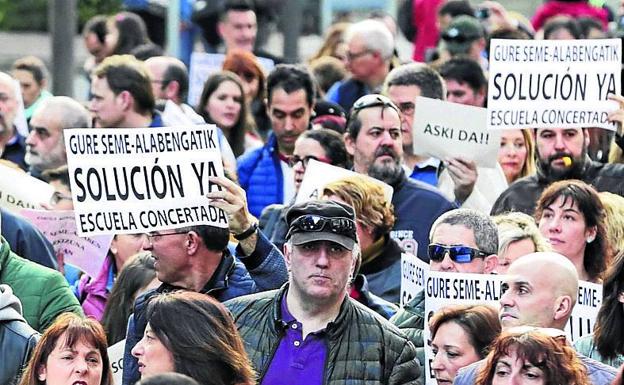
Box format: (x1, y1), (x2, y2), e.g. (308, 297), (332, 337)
(454, 252), (617, 385)
(326, 19), (395, 112)
(226, 199), (421, 385)
(391, 208), (498, 383)
(344, 93), (455, 261)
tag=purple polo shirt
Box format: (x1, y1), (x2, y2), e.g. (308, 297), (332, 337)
(261, 293), (328, 385)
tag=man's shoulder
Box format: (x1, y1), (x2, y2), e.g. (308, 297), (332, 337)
(578, 352), (618, 384)
(224, 289), (278, 318)
(455, 359), (484, 385)
(237, 138), (276, 167)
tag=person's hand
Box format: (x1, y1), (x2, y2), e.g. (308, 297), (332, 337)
(205, 175), (255, 235)
(445, 156), (478, 204)
(607, 94), (624, 136)
(56, 250), (65, 275)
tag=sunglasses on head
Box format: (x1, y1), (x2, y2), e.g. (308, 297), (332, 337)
(287, 215), (356, 239)
(351, 94), (400, 115)
(428, 244), (489, 263)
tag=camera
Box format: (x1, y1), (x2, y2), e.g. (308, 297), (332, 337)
(475, 8), (490, 20)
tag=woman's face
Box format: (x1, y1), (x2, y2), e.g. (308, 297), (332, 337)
(497, 238), (536, 274)
(292, 137), (329, 192)
(431, 321), (481, 385)
(204, 80), (242, 130)
(38, 333), (103, 385)
(110, 234), (147, 271)
(131, 323), (175, 378)
(498, 130), (528, 184)
(235, 71), (260, 100)
(538, 196), (594, 265)
(491, 346), (545, 385)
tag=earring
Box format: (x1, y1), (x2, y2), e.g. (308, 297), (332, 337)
(586, 236), (594, 243)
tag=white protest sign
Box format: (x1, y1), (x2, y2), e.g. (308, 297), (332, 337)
(488, 38), (622, 130)
(64, 125), (227, 237)
(188, 52), (275, 107)
(295, 159), (393, 204)
(108, 339), (125, 385)
(423, 270), (504, 385)
(400, 252), (428, 307)
(19, 209), (113, 277)
(0, 163), (54, 212)
(413, 97), (501, 168)
(566, 280), (602, 342)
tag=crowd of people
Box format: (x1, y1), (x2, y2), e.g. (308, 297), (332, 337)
(1, 0), (624, 384)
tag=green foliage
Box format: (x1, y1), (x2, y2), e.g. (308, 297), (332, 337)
(0, 0), (121, 32)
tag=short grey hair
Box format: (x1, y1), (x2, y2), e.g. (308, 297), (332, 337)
(383, 63), (446, 100)
(40, 96), (91, 131)
(345, 19), (394, 61)
(430, 209), (499, 255)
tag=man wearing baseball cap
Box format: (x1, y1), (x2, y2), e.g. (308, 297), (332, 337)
(440, 15), (486, 68)
(226, 199), (421, 385)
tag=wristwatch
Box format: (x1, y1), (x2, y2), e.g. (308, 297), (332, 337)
(234, 223), (258, 241)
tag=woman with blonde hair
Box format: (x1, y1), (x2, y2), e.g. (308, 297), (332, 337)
(497, 129), (536, 184)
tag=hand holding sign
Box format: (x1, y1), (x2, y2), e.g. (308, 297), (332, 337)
(444, 157), (478, 204)
(206, 176), (254, 235)
(607, 94), (624, 135)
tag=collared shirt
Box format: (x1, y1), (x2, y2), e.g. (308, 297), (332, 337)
(261, 292), (328, 385)
(408, 157), (440, 187)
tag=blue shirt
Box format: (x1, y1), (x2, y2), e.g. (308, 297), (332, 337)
(261, 293), (328, 385)
(408, 158), (440, 187)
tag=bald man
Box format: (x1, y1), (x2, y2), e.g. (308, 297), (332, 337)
(0, 72), (27, 170)
(454, 252), (616, 385)
(26, 96), (90, 179)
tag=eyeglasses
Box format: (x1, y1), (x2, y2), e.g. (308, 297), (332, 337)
(145, 231), (184, 247)
(287, 155), (332, 168)
(50, 191), (72, 206)
(397, 101), (415, 117)
(351, 94), (400, 116)
(287, 215), (356, 239)
(346, 49), (372, 61)
(428, 243), (490, 263)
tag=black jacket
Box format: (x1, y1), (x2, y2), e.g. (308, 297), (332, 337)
(491, 158), (624, 215)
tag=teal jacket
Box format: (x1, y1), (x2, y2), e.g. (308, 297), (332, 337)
(574, 333), (624, 369)
(0, 237), (83, 331)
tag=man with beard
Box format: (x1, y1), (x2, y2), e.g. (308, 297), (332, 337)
(0, 72), (27, 170)
(344, 94), (455, 261)
(491, 127), (624, 216)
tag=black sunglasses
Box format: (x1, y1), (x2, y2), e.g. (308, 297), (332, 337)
(287, 215), (356, 239)
(428, 244), (489, 263)
(351, 94), (400, 115)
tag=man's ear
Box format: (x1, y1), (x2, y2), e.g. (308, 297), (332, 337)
(344, 132), (356, 156)
(484, 254), (499, 274)
(118, 90), (133, 111)
(217, 21), (225, 39)
(165, 81), (180, 101)
(283, 242), (293, 270)
(553, 295), (573, 322)
(186, 231), (201, 255)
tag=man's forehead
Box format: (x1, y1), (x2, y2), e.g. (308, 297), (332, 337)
(431, 223), (477, 247)
(269, 88), (310, 108)
(536, 127), (583, 135)
(0, 77), (16, 98)
(226, 10), (256, 25)
(387, 84), (421, 101)
(359, 106), (401, 125)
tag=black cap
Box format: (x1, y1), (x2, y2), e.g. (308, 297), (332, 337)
(285, 200), (358, 250)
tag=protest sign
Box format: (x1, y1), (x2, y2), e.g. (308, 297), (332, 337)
(295, 159), (393, 204)
(566, 280), (602, 342)
(400, 252), (429, 307)
(0, 163), (54, 212)
(423, 270), (503, 385)
(413, 97), (501, 168)
(20, 209), (113, 277)
(108, 339), (125, 385)
(488, 38), (621, 130)
(187, 52), (275, 107)
(64, 125), (227, 236)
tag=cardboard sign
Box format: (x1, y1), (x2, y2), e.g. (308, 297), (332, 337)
(488, 38), (622, 130)
(295, 159), (393, 204)
(187, 52), (275, 107)
(108, 339), (125, 385)
(400, 252), (429, 307)
(64, 125), (227, 236)
(19, 209), (113, 277)
(413, 97), (501, 168)
(0, 163), (54, 212)
(566, 280), (602, 342)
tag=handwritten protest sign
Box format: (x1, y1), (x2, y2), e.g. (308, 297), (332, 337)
(64, 125), (227, 236)
(488, 38), (621, 130)
(188, 52), (275, 107)
(0, 163), (54, 212)
(295, 159), (393, 204)
(413, 97), (501, 168)
(108, 339), (125, 385)
(400, 252), (429, 307)
(20, 209), (113, 277)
